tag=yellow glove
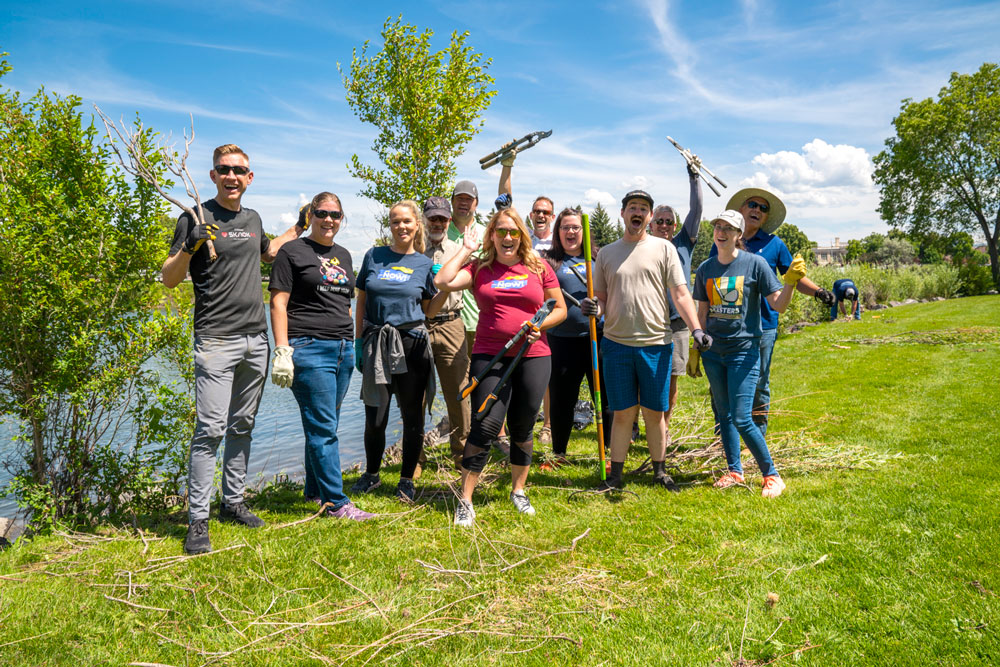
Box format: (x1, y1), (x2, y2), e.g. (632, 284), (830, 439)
(782, 253), (807, 286)
(686, 346), (702, 378)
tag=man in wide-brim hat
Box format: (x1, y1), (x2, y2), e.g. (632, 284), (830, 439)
(709, 187), (834, 436)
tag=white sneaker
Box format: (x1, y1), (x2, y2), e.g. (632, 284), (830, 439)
(454, 499), (476, 527)
(510, 491), (536, 516)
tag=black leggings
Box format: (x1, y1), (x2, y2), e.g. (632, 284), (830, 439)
(465, 354), (550, 468)
(364, 334), (431, 479)
(547, 334), (614, 456)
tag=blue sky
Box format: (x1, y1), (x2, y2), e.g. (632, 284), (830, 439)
(4, 0), (1000, 263)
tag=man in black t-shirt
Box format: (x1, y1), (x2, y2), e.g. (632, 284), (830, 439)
(162, 144), (304, 555)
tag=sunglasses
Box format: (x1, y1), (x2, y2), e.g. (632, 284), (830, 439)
(312, 209), (343, 220)
(531, 209), (553, 216)
(652, 218), (674, 225)
(494, 228), (521, 239)
(745, 200), (770, 213)
(214, 165), (249, 176)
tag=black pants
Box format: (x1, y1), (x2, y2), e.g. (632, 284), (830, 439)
(466, 354), (550, 467)
(364, 334), (431, 479)
(547, 334), (614, 456)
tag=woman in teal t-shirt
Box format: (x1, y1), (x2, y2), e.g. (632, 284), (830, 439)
(692, 210), (804, 498)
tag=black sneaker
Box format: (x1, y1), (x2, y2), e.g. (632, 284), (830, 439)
(653, 473), (681, 493)
(351, 472), (382, 494)
(220, 502), (265, 528)
(396, 478), (416, 503)
(184, 519), (211, 554)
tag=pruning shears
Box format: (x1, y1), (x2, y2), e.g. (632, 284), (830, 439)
(479, 130), (553, 170)
(667, 136), (728, 197)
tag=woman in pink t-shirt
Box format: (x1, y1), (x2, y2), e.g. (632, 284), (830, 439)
(435, 208), (566, 526)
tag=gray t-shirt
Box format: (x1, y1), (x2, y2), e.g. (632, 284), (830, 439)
(169, 199), (270, 336)
(692, 251), (783, 353)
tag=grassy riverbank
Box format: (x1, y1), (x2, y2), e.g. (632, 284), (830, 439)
(1, 297), (998, 665)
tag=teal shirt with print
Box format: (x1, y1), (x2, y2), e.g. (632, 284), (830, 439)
(693, 251), (783, 353)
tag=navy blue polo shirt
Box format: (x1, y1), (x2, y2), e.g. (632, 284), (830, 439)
(710, 229), (793, 331)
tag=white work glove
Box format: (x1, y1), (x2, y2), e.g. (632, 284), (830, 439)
(271, 345), (294, 388)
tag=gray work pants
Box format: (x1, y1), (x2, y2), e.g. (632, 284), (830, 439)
(187, 331), (269, 521)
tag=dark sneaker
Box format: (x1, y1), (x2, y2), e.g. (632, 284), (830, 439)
(510, 491), (536, 516)
(327, 502), (376, 521)
(220, 502), (265, 528)
(493, 436), (511, 457)
(396, 478), (416, 503)
(350, 472), (382, 494)
(184, 519), (211, 554)
(653, 473), (681, 493)
(454, 499), (475, 527)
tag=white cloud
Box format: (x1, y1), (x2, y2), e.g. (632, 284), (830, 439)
(583, 188), (615, 207)
(751, 139), (873, 190)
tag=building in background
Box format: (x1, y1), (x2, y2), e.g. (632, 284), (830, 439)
(815, 237), (848, 265)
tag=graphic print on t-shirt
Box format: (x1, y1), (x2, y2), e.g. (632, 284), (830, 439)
(377, 265), (414, 283)
(318, 255), (351, 293)
(491, 273), (529, 289)
(707, 275), (745, 319)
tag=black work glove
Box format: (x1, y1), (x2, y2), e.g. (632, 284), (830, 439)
(692, 328), (713, 351)
(814, 289), (835, 307)
(580, 297), (600, 317)
(296, 204), (309, 230)
(182, 220), (219, 254)
(495, 193), (512, 211)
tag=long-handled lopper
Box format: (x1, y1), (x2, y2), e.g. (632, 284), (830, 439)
(463, 299), (557, 422)
(479, 130), (553, 170)
(666, 136), (727, 197)
(459, 299), (556, 403)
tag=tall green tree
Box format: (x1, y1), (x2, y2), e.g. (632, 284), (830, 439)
(691, 220), (715, 272)
(0, 52), (193, 527)
(588, 202), (621, 248)
(873, 62), (1000, 287)
(775, 222), (816, 263)
(339, 16), (496, 241)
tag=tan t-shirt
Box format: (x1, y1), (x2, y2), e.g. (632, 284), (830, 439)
(594, 235), (686, 346)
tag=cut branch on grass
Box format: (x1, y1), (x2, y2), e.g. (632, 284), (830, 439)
(498, 528), (590, 573)
(312, 558), (389, 622)
(104, 594), (173, 614)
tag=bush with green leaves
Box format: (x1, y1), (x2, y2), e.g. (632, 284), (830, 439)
(0, 52), (194, 529)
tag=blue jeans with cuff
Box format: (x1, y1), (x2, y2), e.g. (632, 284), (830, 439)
(702, 341), (778, 478)
(289, 337), (354, 509)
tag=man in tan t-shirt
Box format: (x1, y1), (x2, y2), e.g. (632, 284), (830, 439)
(584, 189), (711, 491)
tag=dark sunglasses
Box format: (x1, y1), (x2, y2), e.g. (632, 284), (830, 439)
(531, 208), (553, 216)
(745, 200), (770, 213)
(214, 165), (249, 176)
(653, 218), (674, 225)
(312, 209), (343, 220)
(494, 228), (521, 238)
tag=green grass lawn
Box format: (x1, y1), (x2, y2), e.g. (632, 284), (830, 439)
(2, 297), (998, 665)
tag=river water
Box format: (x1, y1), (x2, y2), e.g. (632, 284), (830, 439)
(0, 314), (442, 518)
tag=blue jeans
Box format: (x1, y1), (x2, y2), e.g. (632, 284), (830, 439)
(702, 342), (778, 478)
(753, 328), (779, 435)
(289, 337), (354, 509)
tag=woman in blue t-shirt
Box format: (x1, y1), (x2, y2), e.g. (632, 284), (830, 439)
(351, 200), (448, 503)
(692, 210), (805, 498)
(268, 192), (374, 520)
(541, 208), (613, 467)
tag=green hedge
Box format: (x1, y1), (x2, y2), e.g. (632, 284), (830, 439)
(779, 263), (961, 330)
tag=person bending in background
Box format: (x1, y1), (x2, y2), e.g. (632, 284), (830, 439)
(830, 278), (861, 321)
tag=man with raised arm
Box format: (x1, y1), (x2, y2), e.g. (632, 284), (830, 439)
(584, 190), (712, 492)
(162, 144), (304, 555)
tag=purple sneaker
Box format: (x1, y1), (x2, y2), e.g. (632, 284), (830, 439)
(327, 502), (376, 521)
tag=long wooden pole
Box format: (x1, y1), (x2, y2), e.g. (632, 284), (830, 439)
(581, 213), (606, 481)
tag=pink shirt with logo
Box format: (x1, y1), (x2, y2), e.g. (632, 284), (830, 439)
(461, 260), (559, 358)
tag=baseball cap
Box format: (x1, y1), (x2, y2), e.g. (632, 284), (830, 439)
(452, 180), (479, 200)
(423, 196), (451, 218)
(621, 189), (654, 209)
(711, 209), (745, 234)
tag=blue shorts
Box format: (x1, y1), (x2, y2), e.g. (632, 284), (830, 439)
(601, 338), (673, 412)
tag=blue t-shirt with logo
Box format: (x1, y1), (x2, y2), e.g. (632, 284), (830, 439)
(710, 229), (793, 330)
(693, 251), (783, 354)
(356, 246), (437, 327)
(549, 254), (599, 338)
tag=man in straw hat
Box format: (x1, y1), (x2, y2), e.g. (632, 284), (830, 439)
(710, 187), (834, 435)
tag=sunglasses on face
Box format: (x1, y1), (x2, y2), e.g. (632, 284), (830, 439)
(494, 228), (521, 239)
(214, 165), (249, 176)
(745, 200), (770, 213)
(312, 209), (343, 220)
(531, 209), (553, 216)
(427, 216), (449, 224)
(653, 218), (674, 225)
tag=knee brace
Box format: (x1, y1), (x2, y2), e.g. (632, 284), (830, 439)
(509, 439), (533, 467)
(462, 448), (489, 473)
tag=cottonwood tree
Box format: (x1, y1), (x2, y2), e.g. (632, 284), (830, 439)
(874, 62), (1000, 287)
(339, 16), (495, 241)
(0, 53), (192, 527)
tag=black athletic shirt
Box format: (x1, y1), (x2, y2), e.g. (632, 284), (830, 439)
(169, 199), (270, 336)
(268, 237), (355, 340)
